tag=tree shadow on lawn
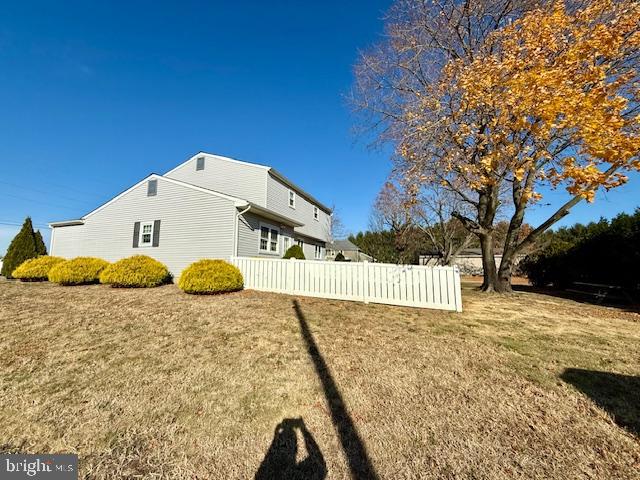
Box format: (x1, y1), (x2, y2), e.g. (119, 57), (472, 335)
(512, 284), (640, 314)
(560, 368), (640, 437)
(289, 299), (380, 480)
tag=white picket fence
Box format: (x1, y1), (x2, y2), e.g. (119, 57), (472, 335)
(230, 256), (463, 311)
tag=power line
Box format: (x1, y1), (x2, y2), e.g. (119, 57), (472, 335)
(2, 192), (83, 212)
(0, 179), (98, 205)
(0, 220), (50, 229)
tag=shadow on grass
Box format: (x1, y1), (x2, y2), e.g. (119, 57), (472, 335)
(512, 284), (640, 313)
(256, 417), (326, 480)
(292, 299), (379, 480)
(560, 368), (640, 437)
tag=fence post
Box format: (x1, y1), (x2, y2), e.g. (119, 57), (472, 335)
(362, 260), (369, 304)
(288, 257), (295, 293)
(452, 266), (463, 312)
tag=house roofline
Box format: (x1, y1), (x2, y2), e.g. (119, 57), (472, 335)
(49, 173), (307, 232)
(245, 203), (304, 228)
(164, 151), (332, 213)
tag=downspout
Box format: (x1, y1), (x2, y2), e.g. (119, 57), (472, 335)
(234, 204), (252, 257)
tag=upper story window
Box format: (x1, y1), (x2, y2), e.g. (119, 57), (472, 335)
(313, 206), (319, 221)
(196, 156), (205, 171)
(140, 221), (154, 246)
(260, 225), (279, 253)
(288, 189), (296, 209)
(147, 179), (157, 197)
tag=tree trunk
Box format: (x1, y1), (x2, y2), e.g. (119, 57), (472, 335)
(479, 233), (499, 292)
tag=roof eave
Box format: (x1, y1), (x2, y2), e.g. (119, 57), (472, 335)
(49, 219), (84, 228)
(267, 168), (332, 213)
(244, 203), (304, 228)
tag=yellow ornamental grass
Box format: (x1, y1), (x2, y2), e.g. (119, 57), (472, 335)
(99, 255), (170, 288)
(178, 259), (243, 295)
(12, 256), (65, 282)
(48, 257), (110, 285)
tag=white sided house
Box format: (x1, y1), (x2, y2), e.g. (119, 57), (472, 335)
(49, 152), (332, 278)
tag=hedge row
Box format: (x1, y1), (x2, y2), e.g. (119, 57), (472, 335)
(10, 255), (243, 294)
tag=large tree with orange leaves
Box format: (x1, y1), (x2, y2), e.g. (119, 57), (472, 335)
(354, 0), (639, 292)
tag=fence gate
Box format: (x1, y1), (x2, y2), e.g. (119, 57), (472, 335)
(230, 257), (462, 312)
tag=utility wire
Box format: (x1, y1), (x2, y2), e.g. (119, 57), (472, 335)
(2, 192), (83, 212)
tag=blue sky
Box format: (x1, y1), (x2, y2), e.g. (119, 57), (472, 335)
(1, 0), (638, 255)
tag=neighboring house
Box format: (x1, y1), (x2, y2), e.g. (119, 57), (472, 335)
(49, 152), (332, 277)
(419, 248), (526, 274)
(325, 239), (374, 262)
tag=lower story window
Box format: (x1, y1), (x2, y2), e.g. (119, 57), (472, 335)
(297, 240), (303, 248)
(314, 245), (322, 260)
(283, 237), (291, 252)
(260, 225), (279, 253)
(140, 222), (154, 246)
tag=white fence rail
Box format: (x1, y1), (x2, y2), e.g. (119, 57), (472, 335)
(230, 256), (462, 312)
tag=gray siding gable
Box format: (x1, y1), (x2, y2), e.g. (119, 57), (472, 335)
(51, 175), (238, 278)
(165, 153), (268, 206)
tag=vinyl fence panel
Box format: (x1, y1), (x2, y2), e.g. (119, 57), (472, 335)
(230, 257), (462, 312)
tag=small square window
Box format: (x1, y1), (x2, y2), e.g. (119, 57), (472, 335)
(288, 190), (295, 208)
(196, 157), (205, 171)
(147, 179), (157, 196)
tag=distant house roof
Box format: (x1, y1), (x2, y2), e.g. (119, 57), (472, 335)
(328, 239), (361, 252)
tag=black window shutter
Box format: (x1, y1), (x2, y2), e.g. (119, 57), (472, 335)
(152, 220), (161, 247)
(133, 222), (140, 248)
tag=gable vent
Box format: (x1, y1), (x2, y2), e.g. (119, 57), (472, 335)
(147, 179), (157, 196)
(196, 156), (205, 171)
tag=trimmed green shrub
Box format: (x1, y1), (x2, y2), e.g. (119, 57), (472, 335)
(283, 245), (305, 260)
(12, 256), (65, 282)
(334, 252), (347, 262)
(99, 255), (170, 288)
(178, 259), (243, 294)
(1, 217), (39, 278)
(49, 257), (110, 285)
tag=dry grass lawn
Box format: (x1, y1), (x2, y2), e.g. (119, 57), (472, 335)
(0, 279), (639, 479)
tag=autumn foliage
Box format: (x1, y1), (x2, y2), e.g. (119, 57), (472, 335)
(355, 0), (639, 291)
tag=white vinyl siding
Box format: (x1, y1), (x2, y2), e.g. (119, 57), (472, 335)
(50, 177), (237, 278)
(266, 173), (330, 242)
(166, 153), (267, 205)
(236, 211), (295, 258)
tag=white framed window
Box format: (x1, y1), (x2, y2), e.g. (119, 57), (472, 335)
(313, 206), (319, 221)
(297, 239), (303, 248)
(259, 223), (280, 253)
(288, 189), (296, 209)
(139, 221), (154, 247)
(314, 245), (322, 260)
(283, 236), (291, 252)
